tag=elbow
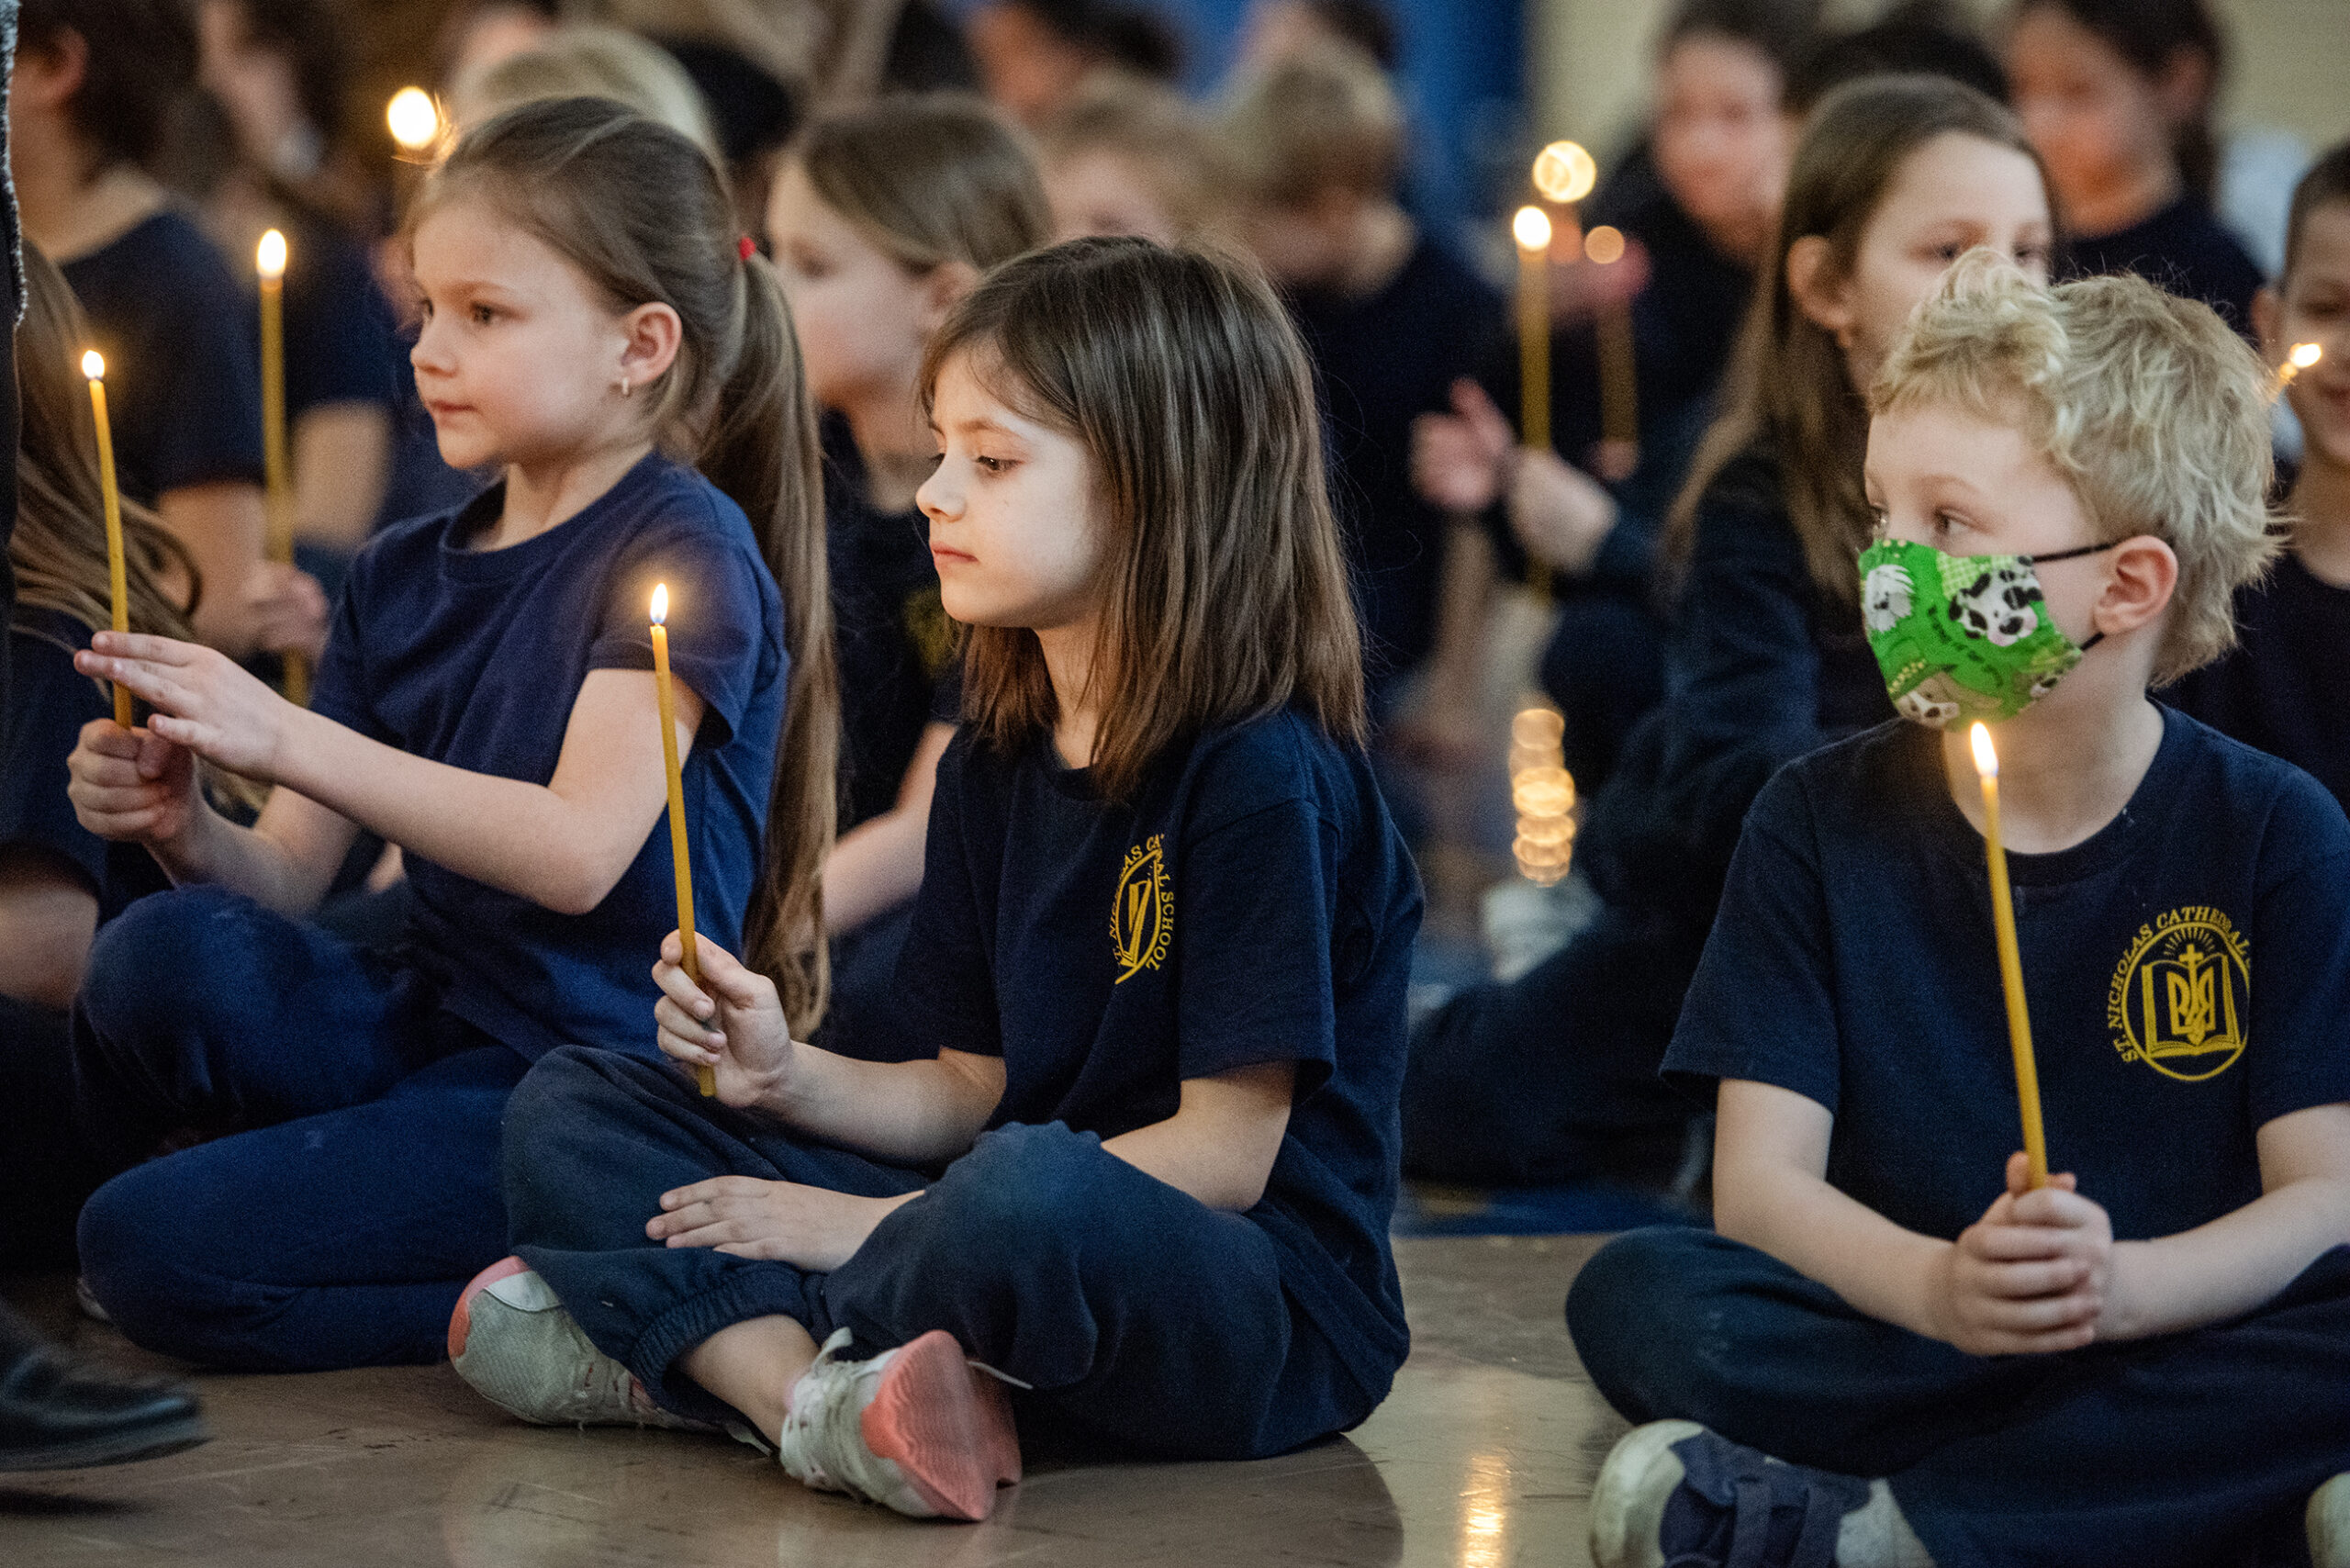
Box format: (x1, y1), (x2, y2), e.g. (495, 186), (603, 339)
(533, 861), (628, 918)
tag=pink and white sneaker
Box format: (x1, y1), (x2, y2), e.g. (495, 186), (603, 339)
(448, 1257), (706, 1432)
(775, 1327), (1023, 1521)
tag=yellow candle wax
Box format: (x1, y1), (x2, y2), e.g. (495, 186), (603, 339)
(652, 585), (715, 1097)
(1970, 723), (2048, 1189)
(1584, 225), (1640, 479)
(1514, 206), (1555, 603)
(84, 352), (133, 729)
(257, 230), (307, 707)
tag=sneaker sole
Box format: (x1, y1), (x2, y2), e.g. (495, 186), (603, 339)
(860, 1330), (1022, 1522)
(448, 1256), (536, 1362)
(1589, 1418), (1704, 1568)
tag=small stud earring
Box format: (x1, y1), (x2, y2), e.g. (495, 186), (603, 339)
(617, 374), (632, 398)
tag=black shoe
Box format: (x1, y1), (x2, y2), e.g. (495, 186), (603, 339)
(0, 1338), (210, 1472)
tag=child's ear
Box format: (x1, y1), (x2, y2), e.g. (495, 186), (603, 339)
(919, 261), (982, 333)
(16, 27), (89, 112)
(1786, 235), (1854, 346)
(2251, 286), (2283, 361)
(616, 301), (684, 388)
(2093, 535), (2180, 642)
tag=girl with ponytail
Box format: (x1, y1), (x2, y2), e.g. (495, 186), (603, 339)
(62, 96), (833, 1373)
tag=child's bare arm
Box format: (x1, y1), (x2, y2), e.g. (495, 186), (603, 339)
(1101, 1061), (1295, 1212)
(82, 633), (699, 916)
(1714, 1078), (2104, 1355)
(2097, 1102), (2350, 1341)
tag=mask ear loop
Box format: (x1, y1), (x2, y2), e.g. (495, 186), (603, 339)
(2025, 539), (2121, 651)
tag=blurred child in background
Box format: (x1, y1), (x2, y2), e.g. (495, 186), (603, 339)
(766, 95), (1051, 1062)
(2168, 143), (2350, 812)
(2007, 0), (2264, 331)
(1221, 41), (1501, 804)
(1038, 76), (1225, 247)
(966, 0), (1181, 129)
(447, 22), (722, 157)
(11, 0), (326, 663)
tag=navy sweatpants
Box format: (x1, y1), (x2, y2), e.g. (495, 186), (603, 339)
(1567, 1227), (2350, 1568)
(508, 1047), (1378, 1459)
(1402, 902), (1703, 1185)
(71, 885), (527, 1371)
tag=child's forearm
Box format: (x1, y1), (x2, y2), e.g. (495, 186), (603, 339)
(151, 799), (340, 915)
(1717, 1158), (1953, 1340)
(274, 706), (653, 916)
(766, 1045), (1002, 1168)
(2105, 1174), (2350, 1340)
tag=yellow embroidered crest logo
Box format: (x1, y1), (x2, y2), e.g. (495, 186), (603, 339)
(1111, 834), (1172, 983)
(2105, 906), (2250, 1081)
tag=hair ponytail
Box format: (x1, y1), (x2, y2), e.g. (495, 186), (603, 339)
(712, 252), (836, 1037)
(417, 97), (837, 1036)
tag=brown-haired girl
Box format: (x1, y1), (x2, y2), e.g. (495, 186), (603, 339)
(1404, 76), (2053, 1188)
(62, 97), (834, 1373)
(1, 245), (197, 1267)
(764, 95), (1049, 1063)
(451, 239), (1421, 1522)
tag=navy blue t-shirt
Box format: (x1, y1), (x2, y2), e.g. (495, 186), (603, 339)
(2066, 195), (2266, 338)
(900, 711), (1423, 1403)
(2163, 553), (2350, 817)
(311, 452), (785, 1061)
(1, 609), (171, 924)
(822, 415), (957, 831)
(1666, 709), (2350, 1243)
(279, 218), (399, 420)
(62, 210), (264, 503)
(1289, 239), (1504, 680)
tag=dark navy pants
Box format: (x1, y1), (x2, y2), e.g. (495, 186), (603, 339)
(71, 885), (527, 1371)
(508, 1047), (1378, 1460)
(1568, 1227), (2350, 1568)
(1402, 902), (1703, 1184)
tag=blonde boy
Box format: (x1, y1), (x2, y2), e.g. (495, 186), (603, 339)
(1569, 257), (2350, 1568)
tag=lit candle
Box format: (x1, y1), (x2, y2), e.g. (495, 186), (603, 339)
(1584, 224), (1639, 482)
(256, 229), (307, 706)
(386, 87), (442, 157)
(651, 585), (715, 1097)
(1969, 722), (2048, 1189)
(83, 351), (133, 729)
(2277, 341), (2323, 396)
(1513, 205), (1555, 604)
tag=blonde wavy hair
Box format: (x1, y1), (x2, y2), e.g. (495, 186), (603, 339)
(1870, 252), (2277, 684)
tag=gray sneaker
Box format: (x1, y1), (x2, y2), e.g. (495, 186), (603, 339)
(774, 1327), (1022, 1521)
(2313, 1473), (2350, 1568)
(448, 1258), (706, 1432)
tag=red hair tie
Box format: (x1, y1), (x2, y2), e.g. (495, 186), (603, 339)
(738, 235), (757, 261)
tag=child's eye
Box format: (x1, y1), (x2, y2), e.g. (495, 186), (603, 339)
(974, 455), (1010, 475)
(471, 304), (498, 326)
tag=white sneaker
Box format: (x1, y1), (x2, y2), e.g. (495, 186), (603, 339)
(2313, 1473), (2350, 1568)
(776, 1327), (1022, 1521)
(448, 1258), (706, 1432)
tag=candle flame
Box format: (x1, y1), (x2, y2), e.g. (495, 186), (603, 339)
(256, 229), (287, 280)
(650, 583), (668, 625)
(2289, 342), (2322, 370)
(387, 87), (441, 151)
(1513, 205), (1553, 253)
(81, 350), (105, 381)
(1530, 140), (1596, 204)
(1583, 224), (1627, 264)
(1970, 722), (1998, 779)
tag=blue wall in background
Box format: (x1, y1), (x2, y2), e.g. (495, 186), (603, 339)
(946, 0), (1528, 253)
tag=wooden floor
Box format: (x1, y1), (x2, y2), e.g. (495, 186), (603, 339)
(0, 1235), (1627, 1568)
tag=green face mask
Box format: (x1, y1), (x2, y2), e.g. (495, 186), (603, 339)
(1858, 537), (2113, 729)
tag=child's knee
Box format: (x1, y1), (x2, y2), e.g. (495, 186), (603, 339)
(77, 1163), (241, 1364)
(930, 1123), (1122, 1262)
(1567, 1226), (1723, 1361)
(78, 886), (259, 1049)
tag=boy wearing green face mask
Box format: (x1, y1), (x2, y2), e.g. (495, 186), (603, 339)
(1569, 255), (2350, 1568)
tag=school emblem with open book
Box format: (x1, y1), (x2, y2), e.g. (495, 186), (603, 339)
(2105, 907), (2250, 1081)
(1112, 834), (1172, 984)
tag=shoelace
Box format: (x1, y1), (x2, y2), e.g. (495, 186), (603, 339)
(556, 1313), (644, 1421)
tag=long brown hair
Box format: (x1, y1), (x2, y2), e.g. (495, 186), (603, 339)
(922, 238), (1366, 801)
(415, 97), (837, 1035)
(10, 242), (198, 644)
(792, 94), (1052, 274)
(1665, 75), (2047, 602)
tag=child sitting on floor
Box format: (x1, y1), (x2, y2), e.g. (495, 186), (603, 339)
(2166, 141), (2350, 813)
(1568, 257), (2350, 1567)
(448, 238), (1422, 1523)
(62, 97), (834, 1373)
